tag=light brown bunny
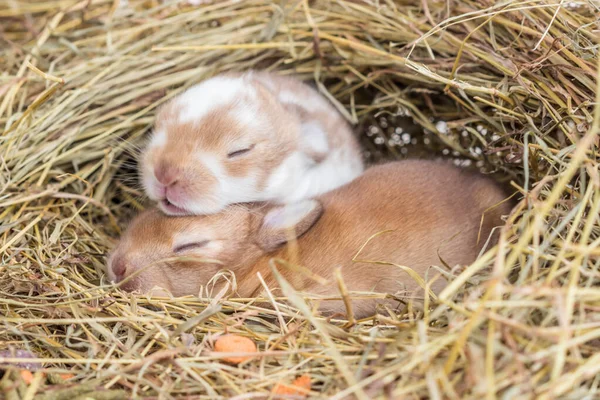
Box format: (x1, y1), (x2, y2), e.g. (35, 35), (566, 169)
(109, 160), (513, 317)
(141, 70), (364, 216)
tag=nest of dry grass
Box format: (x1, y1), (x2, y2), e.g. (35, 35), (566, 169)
(1, 0), (599, 398)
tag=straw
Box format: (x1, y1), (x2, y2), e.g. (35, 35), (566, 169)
(1, 0), (599, 398)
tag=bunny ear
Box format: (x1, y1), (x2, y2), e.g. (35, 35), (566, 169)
(281, 102), (329, 163)
(256, 200), (324, 252)
(299, 121), (329, 163)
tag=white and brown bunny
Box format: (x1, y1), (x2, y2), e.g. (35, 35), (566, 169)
(140, 71), (364, 216)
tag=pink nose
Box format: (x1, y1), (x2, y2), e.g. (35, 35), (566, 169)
(111, 256), (128, 282)
(154, 162), (180, 186)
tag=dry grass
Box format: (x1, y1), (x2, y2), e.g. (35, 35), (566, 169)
(1, 0), (599, 398)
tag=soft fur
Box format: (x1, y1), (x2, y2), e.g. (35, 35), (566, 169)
(110, 160), (513, 317)
(141, 70), (364, 216)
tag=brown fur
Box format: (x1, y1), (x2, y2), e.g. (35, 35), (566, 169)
(109, 160), (513, 317)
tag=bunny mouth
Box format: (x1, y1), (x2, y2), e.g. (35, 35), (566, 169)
(160, 198), (188, 215)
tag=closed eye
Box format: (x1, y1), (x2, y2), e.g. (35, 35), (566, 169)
(227, 144), (255, 158)
(173, 240), (209, 253)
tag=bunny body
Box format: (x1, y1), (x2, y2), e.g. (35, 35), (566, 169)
(111, 160), (512, 317)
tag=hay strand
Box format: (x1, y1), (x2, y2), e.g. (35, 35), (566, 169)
(1, 0), (599, 398)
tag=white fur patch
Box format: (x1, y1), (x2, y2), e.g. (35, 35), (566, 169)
(264, 152), (309, 200)
(264, 200), (319, 230)
(198, 153), (224, 181)
(142, 171), (158, 199)
(141, 153), (161, 201)
(177, 77), (253, 124)
(203, 150), (260, 203)
(233, 103), (260, 130)
(192, 153), (260, 212)
(265, 148), (363, 203)
(300, 121), (329, 154)
(149, 129), (167, 149)
(221, 174), (259, 202)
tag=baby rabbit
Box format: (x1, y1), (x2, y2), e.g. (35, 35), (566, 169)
(110, 160), (512, 317)
(141, 70), (364, 216)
